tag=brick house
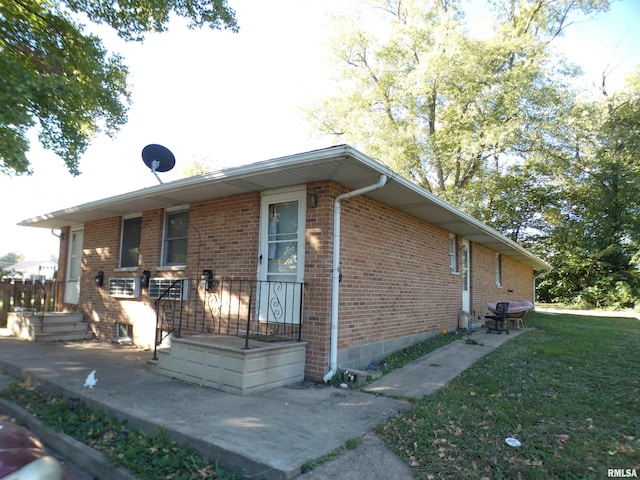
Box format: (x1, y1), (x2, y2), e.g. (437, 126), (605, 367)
(19, 145), (548, 392)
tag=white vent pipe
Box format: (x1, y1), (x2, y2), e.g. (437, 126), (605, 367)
(323, 175), (388, 383)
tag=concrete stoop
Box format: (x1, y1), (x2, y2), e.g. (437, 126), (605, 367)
(5, 312), (89, 342)
(153, 334), (307, 395)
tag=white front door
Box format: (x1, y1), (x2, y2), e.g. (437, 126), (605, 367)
(461, 238), (471, 313)
(258, 189), (306, 324)
(64, 227), (84, 304)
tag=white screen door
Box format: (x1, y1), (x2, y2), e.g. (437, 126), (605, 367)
(258, 190), (306, 324)
(64, 227), (84, 304)
(461, 239), (471, 313)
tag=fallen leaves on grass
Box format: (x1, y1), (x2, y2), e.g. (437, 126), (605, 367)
(377, 313), (640, 479)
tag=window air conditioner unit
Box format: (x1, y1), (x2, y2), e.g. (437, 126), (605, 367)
(108, 277), (141, 298)
(148, 278), (188, 300)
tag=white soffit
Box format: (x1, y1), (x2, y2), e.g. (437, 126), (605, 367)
(19, 145), (549, 270)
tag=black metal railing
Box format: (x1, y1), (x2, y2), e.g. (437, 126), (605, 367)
(33, 281), (47, 331)
(202, 278), (304, 349)
(153, 279), (185, 360)
(153, 277), (304, 357)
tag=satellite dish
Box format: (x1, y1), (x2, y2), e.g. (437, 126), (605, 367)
(142, 144), (175, 183)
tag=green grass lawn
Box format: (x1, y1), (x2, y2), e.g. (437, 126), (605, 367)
(377, 312), (640, 480)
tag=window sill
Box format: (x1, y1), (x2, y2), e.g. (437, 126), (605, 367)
(450, 271), (460, 276)
(156, 266), (187, 272)
(114, 267), (139, 272)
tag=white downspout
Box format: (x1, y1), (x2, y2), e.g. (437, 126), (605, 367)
(323, 174), (388, 383)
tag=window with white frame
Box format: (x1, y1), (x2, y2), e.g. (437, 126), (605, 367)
(162, 209), (189, 266)
(120, 216), (142, 268)
(449, 234), (458, 273)
(496, 253), (503, 287)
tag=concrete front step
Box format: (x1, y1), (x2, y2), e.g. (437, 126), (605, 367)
(153, 335), (307, 395)
(5, 312), (89, 342)
(34, 331), (90, 342)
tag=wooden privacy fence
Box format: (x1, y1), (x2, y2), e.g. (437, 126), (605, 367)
(0, 280), (57, 326)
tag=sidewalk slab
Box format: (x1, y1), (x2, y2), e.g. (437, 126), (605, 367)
(0, 328), (525, 479)
(364, 329), (525, 399)
(0, 338), (409, 480)
(296, 432), (413, 480)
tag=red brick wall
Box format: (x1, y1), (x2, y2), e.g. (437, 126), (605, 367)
(186, 193), (260, 279)
(74, 209), (184, 343)
(301, 182), (335, 380)
(79, 217), (134, 340)
(76, 195), (266, 344)
(181, 188), (334, 380)
(55, 181), (535, 381)
(139, 209), (164, 268)
(337, 190), (462, 352)
(470, 243), (534, 318)
(67, 190), (333, 360)
(182, 194), (261, 337)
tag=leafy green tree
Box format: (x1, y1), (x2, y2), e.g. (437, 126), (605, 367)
(483, 164), (559, 244)
(305, 0), (607, 213)
(0, 252), (24, 266)
(535, 69), (640, 307)
(307, 0), (640, 308)
(178, 157), (219, 177)
(0, 0), (237, 176)
(0, 252), (25, 277)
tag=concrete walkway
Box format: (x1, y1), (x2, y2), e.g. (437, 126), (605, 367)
(0, 329), (525, 480)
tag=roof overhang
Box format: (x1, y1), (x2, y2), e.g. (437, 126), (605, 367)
(19, 145), (550, 270)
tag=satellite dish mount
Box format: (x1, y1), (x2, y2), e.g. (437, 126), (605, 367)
(142, 144), (175, 184)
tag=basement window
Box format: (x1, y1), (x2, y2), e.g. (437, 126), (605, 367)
(115, 323), (132, 345)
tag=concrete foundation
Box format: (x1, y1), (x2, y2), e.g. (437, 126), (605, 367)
(337, 329), (440, 371)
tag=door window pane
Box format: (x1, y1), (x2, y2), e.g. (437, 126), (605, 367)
(461, 242), (469, 291)
(267, 202), (298, 275)
(68, 232), (82, 280)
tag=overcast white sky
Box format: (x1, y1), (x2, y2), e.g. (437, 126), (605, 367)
(1, 0), (639, 261)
